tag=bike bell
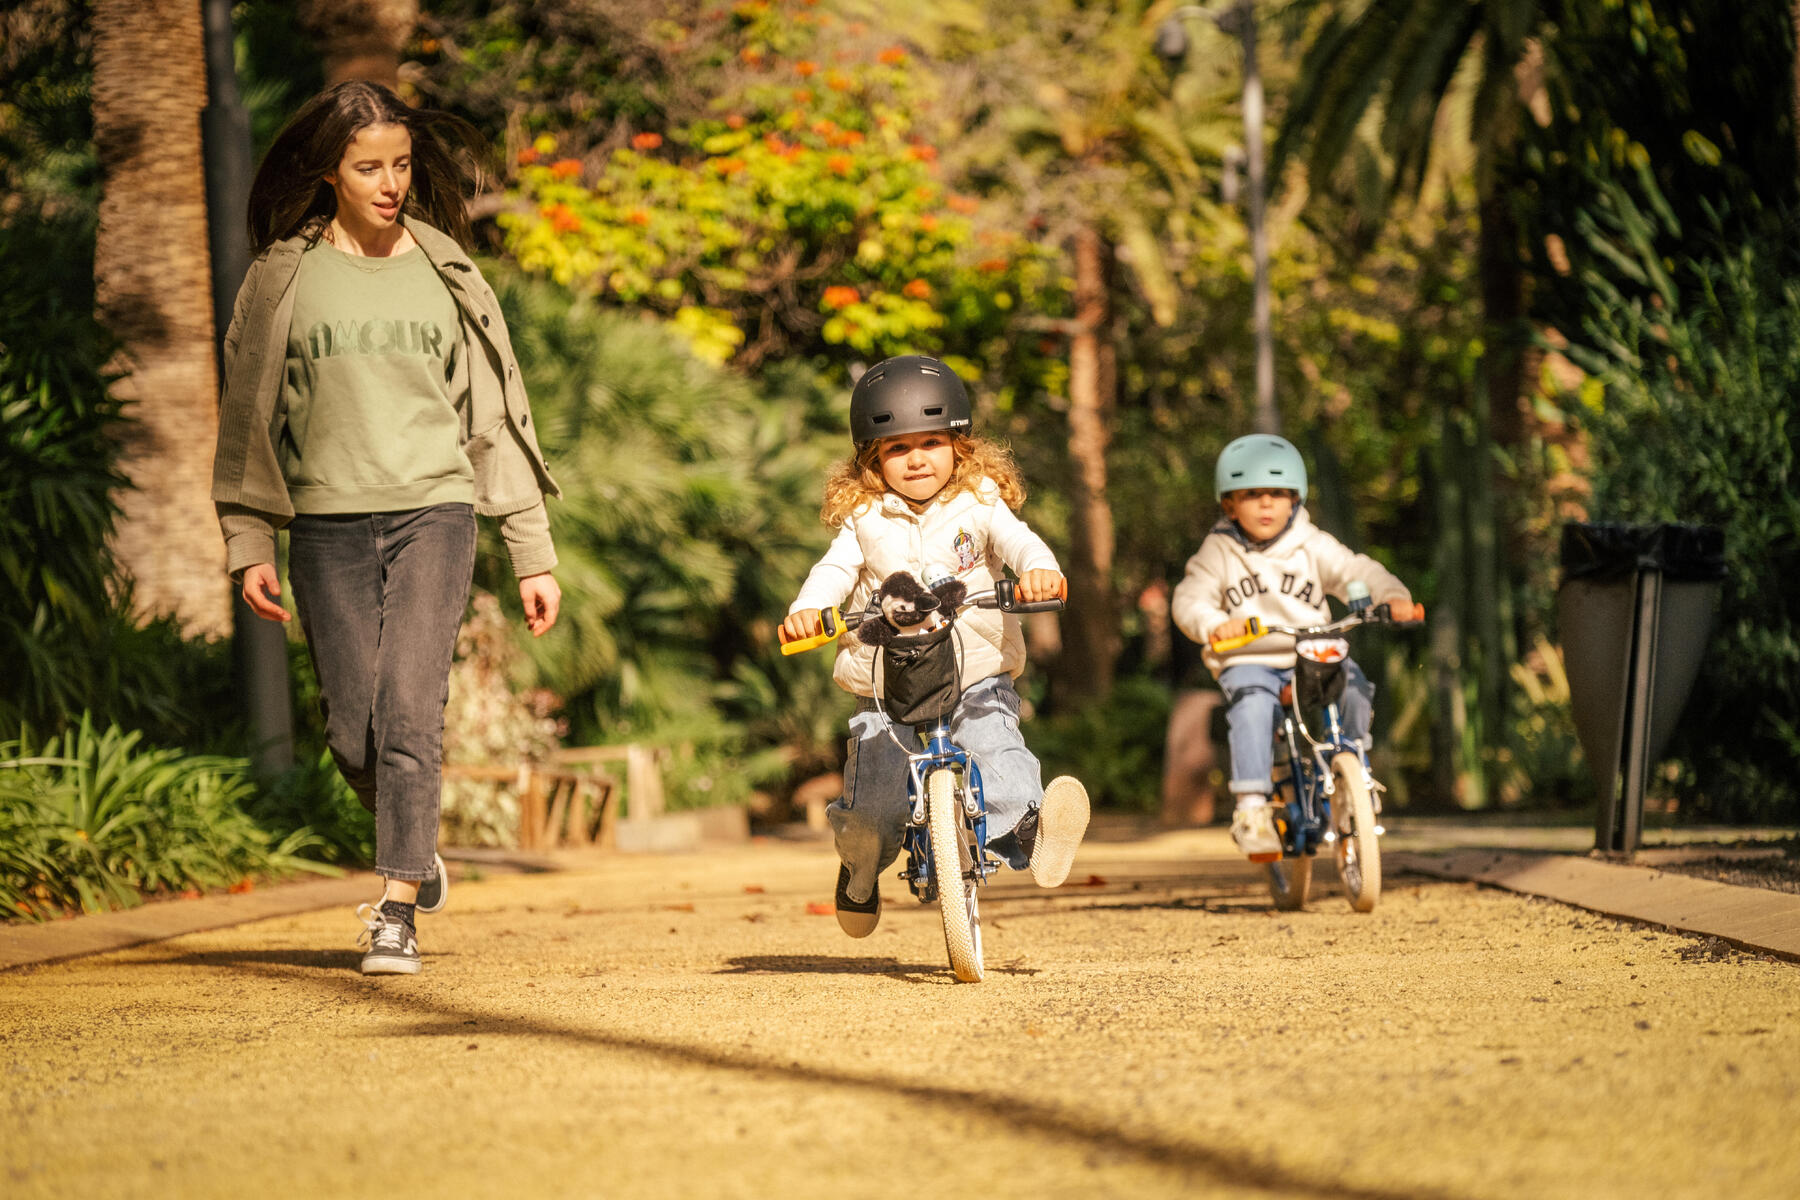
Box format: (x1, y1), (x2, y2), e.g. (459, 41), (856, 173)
(1346, 581), (1372, 613)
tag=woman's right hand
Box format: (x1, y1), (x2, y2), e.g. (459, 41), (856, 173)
(780, 610), (823, 645)
(241, 563), (292, 623)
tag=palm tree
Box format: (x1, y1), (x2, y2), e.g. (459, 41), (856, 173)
(928, 0), (1238, 704)
(91, 0), (230, 636)
(1277, 0), (1555, 800)
(297, 0), (418, 89)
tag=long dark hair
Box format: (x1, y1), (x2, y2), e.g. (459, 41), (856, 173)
(247, 80), (488, 255)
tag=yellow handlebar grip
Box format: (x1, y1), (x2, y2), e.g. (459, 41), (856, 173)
(780, 607), (844, 656)
(1208, 616), (1265, 653)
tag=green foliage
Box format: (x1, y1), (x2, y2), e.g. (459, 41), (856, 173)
(475, 264), (850, 798)
(1028, 675), (1173, 812)
(0, 718), (334, 922)
(242, 748), (376, 867)
(1561, 191), (1799, 821)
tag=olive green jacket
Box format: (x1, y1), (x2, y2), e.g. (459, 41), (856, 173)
(210, 219), (561, 579)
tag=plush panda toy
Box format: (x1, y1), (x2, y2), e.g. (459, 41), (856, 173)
(855, 571), (968, 647)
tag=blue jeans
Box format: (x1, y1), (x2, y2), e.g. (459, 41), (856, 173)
(287, 504), (476, 882)
(829, 674), (1043, 900)
(1217, 660), (1374, 798)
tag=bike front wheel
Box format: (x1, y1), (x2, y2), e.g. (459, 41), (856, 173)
(927, 767), (983, 982)
(1331, 752), (1382, 912)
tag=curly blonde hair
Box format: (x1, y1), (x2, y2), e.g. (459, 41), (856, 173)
(821, 433), (1026, 527)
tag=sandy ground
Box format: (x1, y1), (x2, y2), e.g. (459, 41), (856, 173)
(3, 827), (1798, 1199)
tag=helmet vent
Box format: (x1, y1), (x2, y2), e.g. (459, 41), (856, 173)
(871, 413), (892, 424)
(920, 365), (940, 375)
(923, 405), (943, 416)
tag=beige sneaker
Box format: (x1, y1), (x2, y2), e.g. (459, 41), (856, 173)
(1026, 776), (1090, 888)
(1230, 802), (1282, 859)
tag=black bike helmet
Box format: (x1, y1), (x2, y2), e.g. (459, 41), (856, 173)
(848, 355), (972, 444)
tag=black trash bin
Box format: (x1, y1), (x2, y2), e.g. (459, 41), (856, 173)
(1557, 523), (1725, 854)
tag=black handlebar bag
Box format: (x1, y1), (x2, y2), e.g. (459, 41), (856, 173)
(878, 622), (960, 726)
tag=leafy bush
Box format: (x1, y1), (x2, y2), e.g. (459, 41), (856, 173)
(1564, 193), (1800, 821)
(0, 718), (333, 921)
(1028, 675), (1174, 812)
(478, 266), (845, 804)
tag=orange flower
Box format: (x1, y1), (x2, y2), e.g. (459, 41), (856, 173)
(726, 113), (747, 130)
(540, 203), (582, 233)
(550, 158), (583, 179)
(826, 71), (852, 92)
(902, 279), (932, 300)
(811, 118), (837, 136)
(947, 193), (979, 214)
(919, 214), (939, 232)
(977, 258), (1009, 273)
(905, 144), (938, 163)
(792, 88), (815, 104)
(822, 285), (860, 309)
(740, 46), (765, 66)
(826, 154), (854, 175)
(632, 131), (664, 151)
(626, 208), (651, 226)
(878, 46), (908, 66)
(517, 147), (540, 166)
(715, 157), (747, 176)
(796, 60), (817, 77)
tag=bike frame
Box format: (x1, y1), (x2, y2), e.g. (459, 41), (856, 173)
(1273, 686), (1370, 859)
(897, 716), (994, 903)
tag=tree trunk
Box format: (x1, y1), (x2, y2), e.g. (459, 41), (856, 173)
(297, 0), (418, 89)
(1054, 225), (1120, 706)
(92, 0), (229, 636)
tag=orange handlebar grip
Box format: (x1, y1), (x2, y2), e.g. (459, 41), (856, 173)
(1412, 602), (1426, 622)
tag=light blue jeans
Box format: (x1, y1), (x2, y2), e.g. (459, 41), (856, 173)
(1217, 661), (1374, 798)
(829, 674), (1043, 900)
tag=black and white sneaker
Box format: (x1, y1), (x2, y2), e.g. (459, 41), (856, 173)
(414, 852), (449, 915)
(357, 900), (421, 975)
(833, 863), (881, 938)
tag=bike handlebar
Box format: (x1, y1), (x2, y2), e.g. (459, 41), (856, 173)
(780, 579), (1066, 656)
(1208, 601), (1427, 653)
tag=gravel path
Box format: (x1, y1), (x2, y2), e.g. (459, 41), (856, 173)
(4, 828), (1797, 1199)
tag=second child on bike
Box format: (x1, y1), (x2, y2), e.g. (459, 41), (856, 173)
(1170, 435), (1414, 859)
(781, 356), (1091, 936)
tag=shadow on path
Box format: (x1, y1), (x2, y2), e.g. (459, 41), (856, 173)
(714, 954), (1040, 980)
(133, 947), (1467, 1200)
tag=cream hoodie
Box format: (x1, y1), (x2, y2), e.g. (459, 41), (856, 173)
(789, 478), (1060, 697)
(1171, 508), (1412, 674)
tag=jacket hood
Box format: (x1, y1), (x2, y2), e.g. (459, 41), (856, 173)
(1213, 505), (1312, 554)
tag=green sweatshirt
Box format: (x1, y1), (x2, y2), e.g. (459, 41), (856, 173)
(280, 242), (474, 513)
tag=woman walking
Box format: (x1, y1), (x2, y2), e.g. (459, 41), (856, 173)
(211, 81), (561, 975)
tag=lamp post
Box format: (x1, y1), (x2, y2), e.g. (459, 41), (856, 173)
(1157, 2), (1277, 435)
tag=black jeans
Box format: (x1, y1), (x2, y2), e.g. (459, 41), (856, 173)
(288, 504), (476, 882)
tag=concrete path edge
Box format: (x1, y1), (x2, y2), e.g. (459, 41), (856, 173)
(1392, 849), (1800, 962)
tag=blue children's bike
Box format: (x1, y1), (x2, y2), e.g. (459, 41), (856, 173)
(1211, 590), (1425, 913)
(782, 578), (1064, 981)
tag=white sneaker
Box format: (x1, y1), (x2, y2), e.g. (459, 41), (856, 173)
(1026, 776), (1090, 888)
(1230, 802), (1282, 859)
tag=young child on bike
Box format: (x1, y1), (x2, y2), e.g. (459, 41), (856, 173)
(781, 355), (1091, 937)
(1170, 435), (1413, 858)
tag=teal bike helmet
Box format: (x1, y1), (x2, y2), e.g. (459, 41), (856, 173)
(1214, 434), (1307, 500)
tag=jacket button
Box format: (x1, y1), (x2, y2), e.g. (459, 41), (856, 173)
(521, 412), (530, 426)
(480, 314), (490, 327)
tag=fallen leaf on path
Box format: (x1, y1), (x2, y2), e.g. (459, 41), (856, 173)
(743, 885), (766, 894)
(743, 913), (765, 923)
(805, 901), (834, 915)
(665, 902), (696, 912)
(228, 879), (254, 894)
(1081, 874), (1107, 887)
(178, 890), (202, 900)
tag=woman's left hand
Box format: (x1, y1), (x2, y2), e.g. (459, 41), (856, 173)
(1017, 569), (1067, 603)
(519, 573), (561, 637)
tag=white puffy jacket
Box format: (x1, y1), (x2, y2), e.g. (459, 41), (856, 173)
(789, 478), (1060, 697)
(1170, 508), (1413, 674)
